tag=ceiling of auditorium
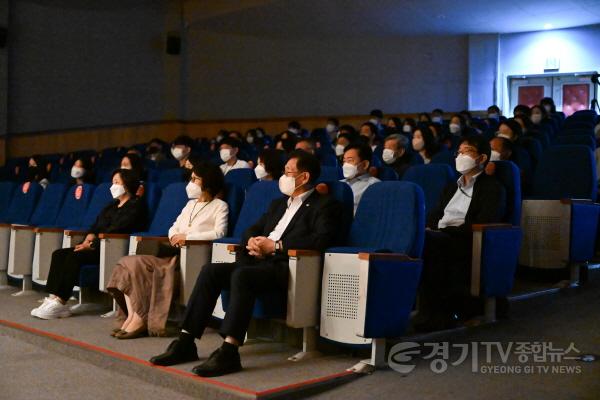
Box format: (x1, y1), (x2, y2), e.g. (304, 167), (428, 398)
(184, 0), (600, 37)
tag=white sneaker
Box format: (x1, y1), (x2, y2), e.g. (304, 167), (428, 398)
(34, 299), (72, 320)
(30, 297), (53, 317)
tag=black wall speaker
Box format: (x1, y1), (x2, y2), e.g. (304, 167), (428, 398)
(0, 27), (6, 49)
(166, 34), (180, 55)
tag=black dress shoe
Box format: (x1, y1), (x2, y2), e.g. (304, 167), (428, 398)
(149, 339), (199, 366)
(191, 347), (242, 377)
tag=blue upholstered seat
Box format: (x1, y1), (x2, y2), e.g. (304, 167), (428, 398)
(224, 168), (257, 192)
(402, 164), (456, 217)
(156, 168), (184, 190)
(1, 182), (43, 225)
(0, 182), (17, 222)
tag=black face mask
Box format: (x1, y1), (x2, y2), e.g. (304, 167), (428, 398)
(147, 146), (160, 155)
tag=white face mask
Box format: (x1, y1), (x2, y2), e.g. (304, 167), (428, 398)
(369, 118), (379, 126)
(402, 125), (412, 133)
(278, 174), (302, 196)
(120, 165), (131, 170)
(254, 164), (268, 180)
(288, 128), (300, 135)
(449, 123), (461, 135)
(531, 114), (542, 124)
(335, 144), (345, 156)
(71, 167), (85, 179)
(185, 181), (203, 199)
(171, 147), (186, 160)
(412, 138), (425, 151)
(455, 154), (479, 175)
(497, 133), (512, 141)
(543, 105), (552, 113)
(488, 113), (499, 120)
(342, 162), (358, 179)
(110, 184), (126, 199)
(220, 148), (232, 162)
(490, 150), (501, 161)
(432, 116), (443, 124)
(326, 123), (336, 133)
(382, 149), (397, 164)
(246, 136), (254, 144)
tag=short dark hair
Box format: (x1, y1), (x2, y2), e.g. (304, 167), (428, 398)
(344, 142), (373, 163)
(492, 136), (514, 154)
(219, 137), (241, 149)
(460, 135), (491, 165)
(112, 168), (140, 196)
(500, 118), (523, 138)
(327, 117), (339, 126)
(432, 108), (444, 115)
(339, 124), (357, 137)
(173, 135), (194, 148)
(296, 138), (316, 150)
(258, 149), (285, 180)
(513, 104), (531, 117)
(288, 120), (301, 130)
(288, 150), (320, 184)
(487, 105), (500, 113)
(360, 122), (377, 136)
(370, 109), (383, 119)
(192, 161), (225, 197)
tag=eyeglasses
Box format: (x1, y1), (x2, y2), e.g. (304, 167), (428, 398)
(454, 148), (479, 157)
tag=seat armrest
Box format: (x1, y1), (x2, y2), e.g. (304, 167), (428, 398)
(184, 240), (213, 246)
(136, 236), (169, 242)
(288, 249), (320, 257)
(0, 223), (11, 228)
(34, 227), (64, 233)
(358, 252), (418, 262)
(99, 233), (131, 239)
(472, 223), (513, 231)
(11, 225), (34, 231)
(227, 244), (243, 252)
(65, 229), (87, 236)
(560, 198), (596, 205)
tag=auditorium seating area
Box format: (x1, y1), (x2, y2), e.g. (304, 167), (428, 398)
(0, 107), (599, 398)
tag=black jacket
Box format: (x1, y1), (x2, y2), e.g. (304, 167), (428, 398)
(87, 197), (148, 249)
(240, 190), (341, 266)
(427, 173), (506, 235)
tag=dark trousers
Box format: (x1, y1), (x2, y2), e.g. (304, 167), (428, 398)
(181, 261), (288, 344)
(420, 230), (473, 316)
(45, 247), (100, 302)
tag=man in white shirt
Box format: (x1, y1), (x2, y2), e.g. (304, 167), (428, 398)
(341, 143), (380, 214)
(416, 136), (506, 332)
(218, 138), (250, 175)
(150, 150), (340, 377)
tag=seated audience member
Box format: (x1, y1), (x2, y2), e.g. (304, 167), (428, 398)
(171, 135), (194, 168)
(489, 137), (514, 161)
(369, 109), (385, 135)
(274, 137), (297, 154)
(513, 104), (531, 119)
(412, 126), (439, 164)
(338, 124), (357, 138)
(387, 117), (402, 130)
(27, 155), (50, 189)
(30, 169), (148, 320)
(254, 149), (285, 181)
(126, 147), (142, 158)
(325, 117), (339, 140)
(417, 136), (506, 331)
(448, 114), (470, 137)
(228, 131), (243, 142)
(359, 122), (378, 151)
(382, 134), (412, 179)
(120, 153), (146, 181)
(496, 119), (522, 143)
(145, 138), (166, 162)
(334, 133), (353, 162)
(530, 105), (548, 127)
(287, 120), (302, 136)
(107, 163), (228, 339)
(295, 138), (316, 155)
(540, 97), (556, 114)
(402, 118), (417, 135)
(70, 157), (95, 184)
(219, 138), (250, 175)
(341, 143), (380, 214)
(487, 105), (502, 122)
(418, 112), (432, 123)
(431, 108), (444, 124)
(149, 151), (340, 376)
(245, 129), (265, 149)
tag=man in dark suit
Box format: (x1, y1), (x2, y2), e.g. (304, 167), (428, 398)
(416, 135), (506, 332)
(150, 150), (340, 377)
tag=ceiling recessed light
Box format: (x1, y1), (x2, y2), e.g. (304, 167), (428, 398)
(544, 23), (553, 30)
